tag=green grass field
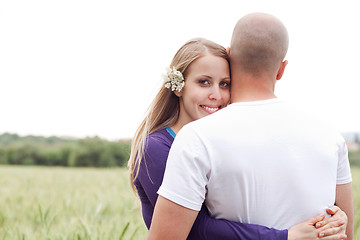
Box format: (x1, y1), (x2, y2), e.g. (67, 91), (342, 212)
(0, 166), (147, 240)
(0, 166), (358, 239)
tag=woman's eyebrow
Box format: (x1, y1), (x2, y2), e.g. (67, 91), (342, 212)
(199, 75), (212, 79)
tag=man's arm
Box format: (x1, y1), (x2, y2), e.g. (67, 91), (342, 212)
(335, 182), (354, 240)
(147, 196), (199, 240)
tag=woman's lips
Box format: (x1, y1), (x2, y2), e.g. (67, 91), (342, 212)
(200, 105), (220, 114)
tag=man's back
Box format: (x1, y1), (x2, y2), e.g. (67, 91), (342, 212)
(159, 98), (351, 229)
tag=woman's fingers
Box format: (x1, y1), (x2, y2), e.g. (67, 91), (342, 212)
(318, 220), (346, 238)
(319, 226), (341, 237)
(326, 206), (340, 215)
(310, 213), (326, 226)
(319, 233), (347, 240)
(316, 206), (347, 229)
(316, 218), (345, 229)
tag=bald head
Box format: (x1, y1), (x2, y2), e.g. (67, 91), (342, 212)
(230, 13), (289, 77)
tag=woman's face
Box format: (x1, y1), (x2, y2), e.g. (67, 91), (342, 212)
(176, 54), (230, 125)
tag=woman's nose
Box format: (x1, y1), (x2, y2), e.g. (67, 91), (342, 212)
(209, 86), (221, 100)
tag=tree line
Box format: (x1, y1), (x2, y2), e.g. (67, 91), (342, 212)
(349, 149), (360, 168)
(0, 133), (131, 167)
(0, 132), (359, 168)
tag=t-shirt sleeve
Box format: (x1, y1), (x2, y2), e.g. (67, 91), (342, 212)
(187, 205), (288, 240)
(157, 125), (210, 211)
(336, 138), (352, 185)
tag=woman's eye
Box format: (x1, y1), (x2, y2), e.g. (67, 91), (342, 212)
(199, 80), (210, 86)
(220, 81), (230, 88)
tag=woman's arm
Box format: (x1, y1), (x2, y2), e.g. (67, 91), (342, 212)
(188, 205), (287, 240)
(189, 205), (348, 240)
(136, 135), (170, 208)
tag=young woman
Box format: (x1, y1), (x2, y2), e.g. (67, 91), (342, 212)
(128, 38), (348, 239)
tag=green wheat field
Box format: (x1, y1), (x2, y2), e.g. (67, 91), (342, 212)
(0, 166), (359, 240)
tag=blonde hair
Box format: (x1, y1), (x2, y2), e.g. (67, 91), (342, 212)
(128, 38), (229, 193)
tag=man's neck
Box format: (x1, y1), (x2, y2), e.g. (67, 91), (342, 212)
(230, 75), (277, 103)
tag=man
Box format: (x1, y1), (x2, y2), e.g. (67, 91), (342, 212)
(147, 13), (353, 239)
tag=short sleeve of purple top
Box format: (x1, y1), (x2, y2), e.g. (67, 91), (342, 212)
(134, 128), (288, 240)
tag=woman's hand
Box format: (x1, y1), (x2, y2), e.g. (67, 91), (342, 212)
(288, 209), (347, 240)
(315, 206), (348, 238)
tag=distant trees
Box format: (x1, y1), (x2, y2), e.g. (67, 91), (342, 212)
(1, 132), (358, 168)
(349, 149), (360, 168)
(0, 133), (131, 167)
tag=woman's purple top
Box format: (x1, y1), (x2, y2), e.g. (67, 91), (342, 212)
(134, 128), (288, 240)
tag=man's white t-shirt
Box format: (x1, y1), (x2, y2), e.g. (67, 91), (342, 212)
(158, 99), (352, 229)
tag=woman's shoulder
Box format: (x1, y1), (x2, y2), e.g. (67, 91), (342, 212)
(146, 128), (174, 149)
(141, 128), (173, 170)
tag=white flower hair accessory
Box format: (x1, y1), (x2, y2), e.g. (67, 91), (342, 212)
(163, 67), (185, 92)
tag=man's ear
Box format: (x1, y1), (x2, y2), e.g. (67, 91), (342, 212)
(276, 60), (288, 80)
(174, 90), (182, 97)
(226, 47), (230, 55)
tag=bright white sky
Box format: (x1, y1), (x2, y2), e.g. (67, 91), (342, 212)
(1, 0), (359, 140)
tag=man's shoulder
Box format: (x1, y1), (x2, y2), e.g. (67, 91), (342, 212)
(190, 106), (232, 126)
(178, 109), (231, 143)
(276, 101), (345, 143)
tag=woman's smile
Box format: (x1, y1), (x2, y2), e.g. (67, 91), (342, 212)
(200, 105), (221, 114)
